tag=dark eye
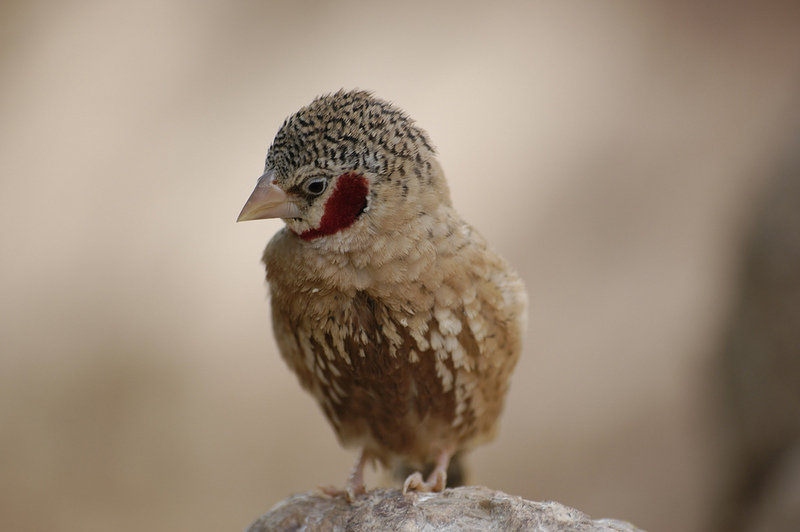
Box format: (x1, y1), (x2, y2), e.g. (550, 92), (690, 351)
(304, 177), (328, 195)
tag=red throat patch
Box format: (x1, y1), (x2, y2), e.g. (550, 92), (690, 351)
(299, 172), (369, 241)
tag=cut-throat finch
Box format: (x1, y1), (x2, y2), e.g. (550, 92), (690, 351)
(238, 90), (527, 500)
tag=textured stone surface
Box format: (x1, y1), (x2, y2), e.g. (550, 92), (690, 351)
(245, 487), (644, 532)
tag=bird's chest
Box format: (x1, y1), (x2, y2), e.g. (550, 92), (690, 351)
(270, 287), (461, 457)
(272, 286), (422, 393)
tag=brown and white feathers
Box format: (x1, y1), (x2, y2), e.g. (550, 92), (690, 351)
(238, 90), (527, 497)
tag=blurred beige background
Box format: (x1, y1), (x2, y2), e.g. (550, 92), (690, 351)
(2, 1), (799, 531)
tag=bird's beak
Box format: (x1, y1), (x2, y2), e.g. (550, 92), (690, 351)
(237, 171), (302, 221)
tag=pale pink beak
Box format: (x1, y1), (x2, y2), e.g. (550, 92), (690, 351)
(237, 171), (302, 221)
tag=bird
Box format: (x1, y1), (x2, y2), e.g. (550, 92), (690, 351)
(238, 90), (527, 500)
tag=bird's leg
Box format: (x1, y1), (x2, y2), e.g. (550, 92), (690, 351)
(402, 447), (453, 494)
(344, 448), (370, 501)
(320, 448), (370, 502)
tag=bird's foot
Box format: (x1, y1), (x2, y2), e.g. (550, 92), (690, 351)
(320, 448), (370, 502)
(402, 468), (447, 494)
(319, 479), (366, 503)
(402, 447), (453, 494)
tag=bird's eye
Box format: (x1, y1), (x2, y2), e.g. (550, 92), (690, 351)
(304, 177), (328, 196)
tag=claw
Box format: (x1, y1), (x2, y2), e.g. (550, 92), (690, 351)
(402, 471), (424, 494)
(319, 482), (365, 502)
(401, 448), (452, 494)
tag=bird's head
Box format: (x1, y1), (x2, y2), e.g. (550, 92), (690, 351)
(237, 90), (450, 245)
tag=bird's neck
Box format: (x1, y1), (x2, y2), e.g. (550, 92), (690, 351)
(266, 201), (461, 296)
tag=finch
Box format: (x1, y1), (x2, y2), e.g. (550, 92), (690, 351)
(238, 90), (527, 500)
